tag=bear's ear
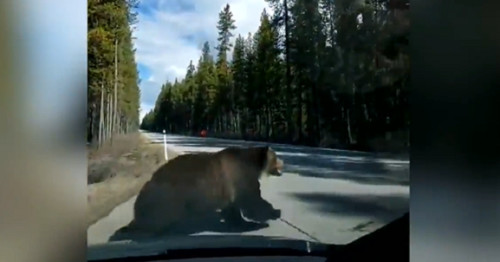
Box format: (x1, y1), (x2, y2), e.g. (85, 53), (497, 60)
(260, 145), (270, 154)
(263, 145), (273, 156)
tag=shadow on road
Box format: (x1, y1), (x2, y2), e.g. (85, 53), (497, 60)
(287, 192), (409, 225)
(280, 154), (409, 186)
(108, 213), (271, 243)
(150, 135), (409, 186)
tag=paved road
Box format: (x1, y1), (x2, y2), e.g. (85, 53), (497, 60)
(88, 132), (409, 245)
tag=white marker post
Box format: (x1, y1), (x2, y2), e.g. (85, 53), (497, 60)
(163, 129), (168, 161)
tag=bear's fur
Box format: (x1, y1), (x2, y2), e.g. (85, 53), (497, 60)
(121, 146), (284, 235)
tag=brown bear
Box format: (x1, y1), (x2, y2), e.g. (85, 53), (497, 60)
(120, 146), (284, 235)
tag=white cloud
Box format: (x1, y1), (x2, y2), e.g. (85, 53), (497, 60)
(136, 0), (271, 121)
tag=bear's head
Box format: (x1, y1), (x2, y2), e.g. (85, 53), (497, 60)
(259, 146), (284, 177)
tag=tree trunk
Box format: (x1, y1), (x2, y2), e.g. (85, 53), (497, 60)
(236, 110), (241, 137)
(265, 106), (270, 140)
(214, 116), (217, 133)
(305, 91), (314, 145)
(297, 85), (303, 143)
(113, 39), (119, 137)
(107, 93), (112, 142)
(346, 108), (353, 145)
(217, 116), (221, 134)
(268, 107), (273, 140)
(234, 111), (239, 135)
(117, 113), (122, 134)
(313, 82), (321, 145)
(87, 110), (93, 144)
(284, 0), (293, 140)
(228, 111), (232, 134)
(109, 95), (113, 144)
(227, 112), (231, 134)
(233, 111), (236, 135)
(222, 113), (227, 133)
(256, 115), (260, 138)
(222, 112), (228, 133)
(239, 109), (246, 139)
(215, 116), (219, 133)
(106, 94), (109, 142)
(363, 103), (370, 122)
(98, 82), (104, 146)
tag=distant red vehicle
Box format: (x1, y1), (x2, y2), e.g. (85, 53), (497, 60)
(200, 130), (207, 137)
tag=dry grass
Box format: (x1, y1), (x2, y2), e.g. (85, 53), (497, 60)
(88, 134), (146, 183)
(87, 133), (181, 227)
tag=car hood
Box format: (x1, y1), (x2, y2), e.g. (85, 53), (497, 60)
(88, 235), (330, 261)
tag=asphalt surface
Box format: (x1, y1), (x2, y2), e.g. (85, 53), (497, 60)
(87, 132), (409, 246)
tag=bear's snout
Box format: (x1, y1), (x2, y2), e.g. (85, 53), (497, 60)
(270, 158), (284, 176)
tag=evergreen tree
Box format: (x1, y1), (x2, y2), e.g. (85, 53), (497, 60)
(215, 4), (237, 133)
(265, 0), (294, 139)
(231, 35), (247, 136)
(254, 9), (283, 140)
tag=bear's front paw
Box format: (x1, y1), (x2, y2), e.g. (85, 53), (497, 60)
(259, 221), (269, 227)
(270, 208), (281, 219)
(251, 208), (281, 221)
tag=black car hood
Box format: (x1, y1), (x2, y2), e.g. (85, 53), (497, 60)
(88, 213), (409, 261)
(87, 235), (330, 261)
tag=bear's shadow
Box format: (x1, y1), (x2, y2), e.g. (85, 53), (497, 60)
(108, 212), (271, 243)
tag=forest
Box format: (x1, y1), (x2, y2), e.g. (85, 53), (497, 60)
(87, 0), (141, 146)
(141, 0), (410, 152)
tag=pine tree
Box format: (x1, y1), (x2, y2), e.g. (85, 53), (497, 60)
(215, 4), (237, 134)
(254, 9), (283, 140)
(243, 32), (258, 136)
(231, 35), (247, 136)
(192, 42), (218, 131)
(265, 0), (294, 140)
(289, 0), (325, 144)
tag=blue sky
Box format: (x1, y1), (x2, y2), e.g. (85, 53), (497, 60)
(134, 0), (271, 121)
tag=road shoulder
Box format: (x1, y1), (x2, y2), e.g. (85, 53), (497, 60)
(87, 133), (180, 227)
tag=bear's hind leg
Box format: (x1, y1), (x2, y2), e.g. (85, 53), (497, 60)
(219, 204), (246, 225)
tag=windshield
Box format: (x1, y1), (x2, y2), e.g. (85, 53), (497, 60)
(87, 0), (409, 259)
